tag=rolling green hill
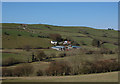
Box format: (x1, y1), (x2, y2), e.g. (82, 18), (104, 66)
(2, 23), (119, 81)
(2, 23), (118, 50)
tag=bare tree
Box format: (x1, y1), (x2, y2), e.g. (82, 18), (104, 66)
(36, 50), (46, 61)
(23, 45), (31, 63)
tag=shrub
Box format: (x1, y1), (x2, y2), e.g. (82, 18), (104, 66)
(4, 32), (10, 35)
(2, 57), (20, 66)
(23, 45), (31, 51)
(69, 56), (93, 75)
(2, 68), (13, 77)
(18, 34), (22, 36)
(38, 35), (42, 38)
(32, 53), (35, 62)
(80, 62), (92, 74)
(49, 33), (62, 42)
(58, 53), (66, 57)
(100, 48), (115, 54)
(86, 50), (94, 54)
(36, 69), (43, 76)
(13, 64), (34, 76)
(91, 59), (118, 73)
(36, 50), (46, 61)
(45, 61), (71, 76)
(23, 45), (31, 63)
(45, 25), (51, 29)
(92, 39), (100, 47)
(37, 34), (49, 38)
(30, 34), (34, 37)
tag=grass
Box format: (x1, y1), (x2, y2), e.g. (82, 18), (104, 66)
(2, 72), (118, 82)
(1, 23), (119, 82)
(2, 23), (118, 50)
(52, 54), (118, 63)
(3, 35), (52, 48)
(101, 43), (118, 50)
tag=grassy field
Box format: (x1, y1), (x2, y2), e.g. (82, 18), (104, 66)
(2, 23), (118, 49)
(2, 72), (118, 82)
(1, 23), (119, 82)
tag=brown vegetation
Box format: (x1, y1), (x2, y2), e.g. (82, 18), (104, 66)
(45, 61), (71, 76)
(49, 33), (62, 42)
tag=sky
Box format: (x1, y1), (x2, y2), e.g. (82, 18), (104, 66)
(2, 2), (118, 30)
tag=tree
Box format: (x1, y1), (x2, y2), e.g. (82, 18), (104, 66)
(23, 45), (31, 63)
(36, 69), (43, 76)
(45, 61), (71, 76)
(36, 50), (46, 61)
(92, 39), (100, 47)
(32, 52), (35, 62)
(13, 64), (33, 76)
(49, 33), (62, 42)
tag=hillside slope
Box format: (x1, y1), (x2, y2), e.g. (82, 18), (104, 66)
(2, 23), (118, 50)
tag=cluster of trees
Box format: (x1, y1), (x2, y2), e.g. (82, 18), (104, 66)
(91, 59), (118, 73)
(2, 59), (119, 77)
(108, 28), (114, 30)
(49, 33), (63, 42)
(70, 58), (119, 75)
(49, 33), (80, 46)
(45, 61), (71, 76)
(2, 64), (33, 77)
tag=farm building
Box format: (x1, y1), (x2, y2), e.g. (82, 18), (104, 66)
(51, 45), (81, 51)
(51, 41), (57, 45)
(51, 41), (71, 45)
(63, 41), (71, 45)
(72, 46), (81, 49)
(51, 46), (65, 51)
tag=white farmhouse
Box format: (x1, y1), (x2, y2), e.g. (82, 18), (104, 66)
(51, 41), (57, 45)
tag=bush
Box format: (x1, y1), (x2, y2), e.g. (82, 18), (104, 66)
(69, 56), (92, 75)
(36, 50), (46, 61)
(38, 35), (49, 38)
(58, 53), (66, 57)
(45, 61), (71, 76)
(2, 57), (21, 66)
(13, 64), (34, 76)
(2, 68), (13, 77)
(80, 62), (92, 74)
(92, 39), (100, 47)
(49, 33), (63, 42)
(67, 54), (118, 75)
(4, 32), (10, 35)
(91, 59), (118, 73)
(86, 50), (94, 54)
(18, 34), (22, 36)
(36, 69), (43, 76)
(100, 48), (115, 54)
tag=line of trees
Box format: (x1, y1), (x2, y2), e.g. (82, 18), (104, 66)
(2, 59), (119, 77)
